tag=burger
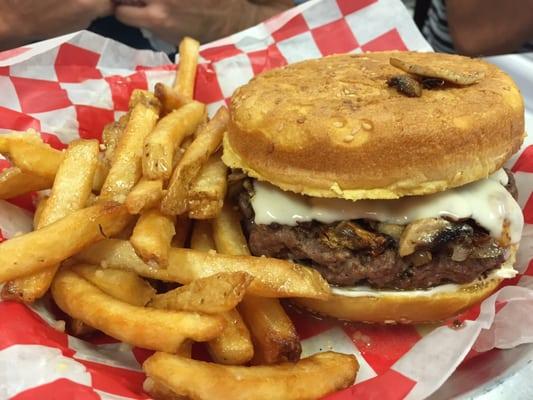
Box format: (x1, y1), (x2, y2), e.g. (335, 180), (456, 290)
(222, 52), (525, 323)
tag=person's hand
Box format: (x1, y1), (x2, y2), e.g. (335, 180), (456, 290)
(114, 0), (293, 45)
(447, 0), (533, 56)
(0, 0), (113, 51)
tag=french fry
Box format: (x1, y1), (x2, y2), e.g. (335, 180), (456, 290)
(86, 193), (98, 206)
(212, 203), (301, 364)
(102, 114), (128, 165)
(0, 131), (106, 195)
(144, 340), (192, 400)
(37, 140), (99, 227)
(130, 209), (176, 267)
(211, 202), (251, 257)
(172, 215), (192, 248)
(129, 89), (156, 109)
(173, 135), (194, 169)
(76, 239), (331, 299)
(144, 377), (185, 400)
(71, 264), (155, 306)
(99, 90), (160, 202)
(155, 83), (190, 115)
(102, 121), (121, 161)
(92, 158), (109, 193)
(143, 351), (359, 400)
(239, 295), (301, 364)
(142, 101), (205, 180)
(0, 167), (51, 199)
(174, 37), (200, 99)
(177, 340), (193, 357)
(0, 130), (113, 194)
(149, 272), (252, 314)
(0, 130), (63, 180)
(187, 153), (227, 219)
(0, 129), (40, 146)
(190, 220), (215, 251)
(1, 140), (100, 302)
(178, 221), (254, 367)
(161, 107), (229, 215)
(68, 318), (96, 337)
(0, 202), (128, 283)
(114, 214), (139, 240)
(189, 220), (254, 365)
(207, 309), (254, 366)
(52, 268), (225, 352)
(33, 196), (48, 229)
(75, 239), (171, 281)
(125, 178), (163, 214)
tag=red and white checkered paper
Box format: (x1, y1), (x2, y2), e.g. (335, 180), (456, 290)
(0, 0), (532, 398)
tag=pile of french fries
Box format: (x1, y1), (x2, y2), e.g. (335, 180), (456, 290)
(0, 37), (358, 399)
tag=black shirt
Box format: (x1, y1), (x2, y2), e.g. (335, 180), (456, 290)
(88, 16), (153, 50)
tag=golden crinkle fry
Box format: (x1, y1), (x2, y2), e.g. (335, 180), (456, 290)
(0, 36), (357, 400)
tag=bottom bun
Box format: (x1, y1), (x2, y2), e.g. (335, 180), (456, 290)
(293, 247), (517, 324)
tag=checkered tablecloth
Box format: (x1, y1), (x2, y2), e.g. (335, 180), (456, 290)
(0, 0), (532, 399)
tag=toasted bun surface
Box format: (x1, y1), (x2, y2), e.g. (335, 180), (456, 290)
(292, 247), (517, 324)
(224, 52), (524, 200)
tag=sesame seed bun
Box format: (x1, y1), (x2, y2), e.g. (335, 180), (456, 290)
(223, 52), (524, 200)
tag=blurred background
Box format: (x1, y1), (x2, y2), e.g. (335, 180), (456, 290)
(0, 0), (532, 57)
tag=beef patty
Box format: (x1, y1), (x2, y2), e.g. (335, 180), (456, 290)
(236, 170), (517, 290)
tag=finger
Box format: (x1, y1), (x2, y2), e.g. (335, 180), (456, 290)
(114, 4), (155, 29)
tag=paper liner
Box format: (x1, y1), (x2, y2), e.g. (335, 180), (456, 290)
(0, 0), (532, 398)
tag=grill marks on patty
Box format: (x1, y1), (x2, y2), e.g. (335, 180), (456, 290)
(236, 170), (517, 290)
(246, 220), (504, 289)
